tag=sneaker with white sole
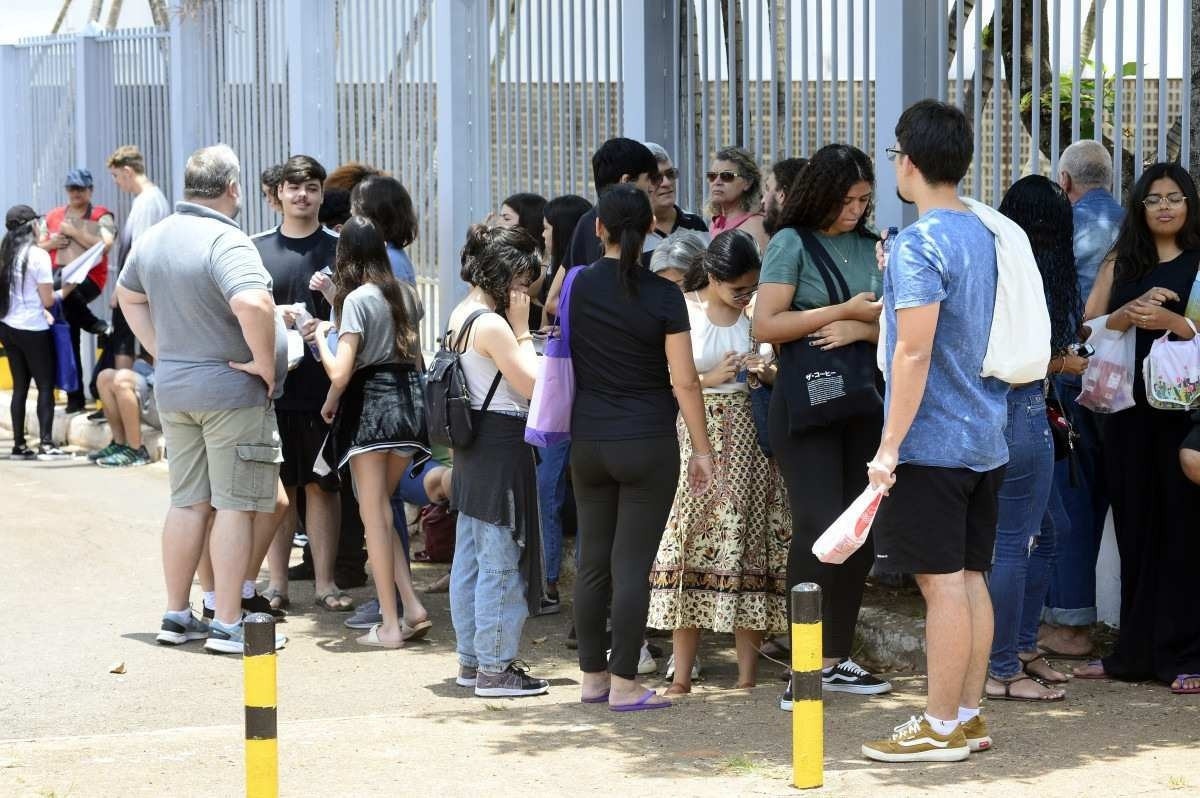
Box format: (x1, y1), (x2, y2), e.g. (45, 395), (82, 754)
(823, 658), (892, 694)
(665, 653), (701, 681)
(961, 715), (993, 752)
(456, 665), (478, 687)
(862, 716), (970, 763)
(344, 598), (382, 630)
(36, 444), (71, 461)
(474, 661), (549, 697)
(155, 611), (210, 645)
(779, 682), (793, 711)
(204, 620), (288, 654)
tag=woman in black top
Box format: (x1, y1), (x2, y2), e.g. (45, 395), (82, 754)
(1075, 163), (1200, 693)
(569, 185), (715, 710)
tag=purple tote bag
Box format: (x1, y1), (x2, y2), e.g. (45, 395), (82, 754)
(525, 266), (582, 447)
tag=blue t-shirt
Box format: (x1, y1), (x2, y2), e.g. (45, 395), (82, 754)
(386, 244), (416, 285)
(882, 209), (1009, 472)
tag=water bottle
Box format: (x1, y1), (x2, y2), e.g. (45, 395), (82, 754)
(881, 226), (899, 263)
(291, 304), (321, 359)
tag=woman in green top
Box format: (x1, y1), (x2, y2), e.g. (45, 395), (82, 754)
(754, 144), (892, 707)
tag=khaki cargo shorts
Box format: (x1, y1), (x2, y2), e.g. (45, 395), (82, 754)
(160, 403), (282, 513)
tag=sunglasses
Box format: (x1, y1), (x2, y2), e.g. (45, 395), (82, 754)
(706, 171), (741, 183)
(885, 147), (905, 162)
(659, 168), (679, 181)
(1143, 193), (1187, 209)
(647, 171), (665, 186)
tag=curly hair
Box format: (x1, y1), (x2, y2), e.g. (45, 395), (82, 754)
(1111, 162), (1200, 284)
(332, 215), (418, 360)
(776, 144), (877, 239)
(682, 229), (760, 292)
(999, 175), (1081, 353)
(459, 224), (543, 314)
(706, 146), (763, 217)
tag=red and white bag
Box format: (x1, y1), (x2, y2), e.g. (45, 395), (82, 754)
(811, 487), (886, 564)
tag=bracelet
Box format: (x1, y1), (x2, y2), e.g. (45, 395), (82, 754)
(690, 452), (713, 460)
(515, 333), (533, 343)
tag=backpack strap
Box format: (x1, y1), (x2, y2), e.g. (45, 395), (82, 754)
(448, 308), (505, 413)
(447, 308), (491, 353)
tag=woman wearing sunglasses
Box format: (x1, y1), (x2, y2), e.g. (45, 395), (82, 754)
(647, 229), (791, 695)
(754, 143), (892, 709)
(707, 147), (769, 252)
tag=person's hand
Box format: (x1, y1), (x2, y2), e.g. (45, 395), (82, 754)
(875, 228), (891, 272)
(810, 320), (863, 351)
(843, 292), (882, 322)
(43, 309), (55, 326)
(280, 305), (301, 328)
(48, 233), (70, 250)
(299, 317), (320, 343)
(506, 290), (531, 336)
(109, 292), (119, 310)
(316, 320), (335, 339)
(1055, 353), (1089, 376)
(320, 395), (338, 425)
(1136, 286), (1179, 306)
(228, 358), (276, 398)
(743, 353), (768, 375)
(1127, 299), (1184, 333)
(702, 351), (740, 387)
(309, 272), (333, 296)
(687, 453), (715, 496)
(57, 219), (77, 239)
(866, 445), (899, 494)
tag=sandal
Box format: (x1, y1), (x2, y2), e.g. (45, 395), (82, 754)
(402, 618), (433, 641)
(1072, 659), (1109, 680)
(1171, 674), (1200, 694)
(315, 590), (355, 612)
(262, 587), (290, 611)
(1020, 653), (1071, 684)
(357, 623), (402, 649)
(986, 674), (1066, 702)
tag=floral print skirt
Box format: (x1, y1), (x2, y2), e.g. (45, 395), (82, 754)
(647, 391), (792, 635)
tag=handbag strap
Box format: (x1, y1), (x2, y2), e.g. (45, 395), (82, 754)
(556, 266), (583, 345)
(795, 228), (853, 305)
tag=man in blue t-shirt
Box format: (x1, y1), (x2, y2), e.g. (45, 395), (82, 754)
(862, 101), (1008, 764)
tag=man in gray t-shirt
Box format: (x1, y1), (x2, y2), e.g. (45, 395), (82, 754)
(117, 144), (288, 655)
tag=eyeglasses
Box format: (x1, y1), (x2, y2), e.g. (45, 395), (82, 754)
(659, 168), (679, 182)
(647, 171), (665, 186)
(706, 171), (741, 183)
(731, 285), (759, 301)
(885, 147), (905, 162)
(1143, 193), (1187, 209)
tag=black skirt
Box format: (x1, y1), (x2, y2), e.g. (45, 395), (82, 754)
(318, 364), (429, 474)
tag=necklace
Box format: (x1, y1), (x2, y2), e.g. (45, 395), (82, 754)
(824, 234), (850, 265)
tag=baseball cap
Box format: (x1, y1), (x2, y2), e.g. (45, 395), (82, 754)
(5, 204), (38, 231)
(65, 168), (94, 188)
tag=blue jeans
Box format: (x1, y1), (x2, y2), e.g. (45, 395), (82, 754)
(1045, 375), (1108, 625)
(988, 385), (1055, 680)
(449, 512), (529, 672)
(536, 440), (571, 586)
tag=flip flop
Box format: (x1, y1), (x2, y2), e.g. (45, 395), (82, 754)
(262, 587), (290, 611)
(402, 618), (433, 642)
(1072, 659), (1109, 680)
(1037, 644), (1094, 660)
(357, 624), (402, 649)
(580, 690), (610, 704)
(610, 689), (672, 712)
(315, 590), (355, 612)
(985, 675), (1065, 702)
(1171, 674), (1200, 694)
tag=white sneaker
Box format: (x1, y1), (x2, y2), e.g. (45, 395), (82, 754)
(606, 644), (659, 675)
(665, 653), (701, 681)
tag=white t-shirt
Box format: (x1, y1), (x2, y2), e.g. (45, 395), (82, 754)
(3, 246), (52, 331)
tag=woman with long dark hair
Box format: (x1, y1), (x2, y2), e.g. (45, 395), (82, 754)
(541, 194), (595, 320)
(1074, 163), (1200, 694)
(984, 175), (1084, 702)
(350, 175), (419, 285)
(570, 184), (714, 710)
(646, 229), (791, 694)
(312, 215), (430, 648)
(0, 205), (58, 458)
(445, 224), (550, 696)
(755, 144), (892, 709)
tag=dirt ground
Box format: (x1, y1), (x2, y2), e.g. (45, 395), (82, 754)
(2, 445), (1198, 797)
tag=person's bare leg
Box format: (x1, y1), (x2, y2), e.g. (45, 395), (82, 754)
(266, 487), (298, 597)
(351, 453), (403, 643)
(96, 370), (126, 444)
(197, 525), (214, 594)
(209, 509), (254, 626)
(734, 628), (764, 687)
(387, 457), (427, 626)
(163, 503), (211, 611)
(914, 571), (972, 722)
(305, 483), (343, 602)
(247, 481), (289, 582)
(112, 372), (143, 449)
(667, 628), (700, 693)
(960, 570), (993, 711)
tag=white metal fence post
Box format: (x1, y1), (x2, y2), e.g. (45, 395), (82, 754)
(167, 0), (208, 202)
(285, 0), (337, 167)
(433, 0), (491, 334)
(0, 45), (22, 211)
(621, 0), (677, 152)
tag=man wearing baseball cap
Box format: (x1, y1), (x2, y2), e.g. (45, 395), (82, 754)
(38, 168), (117, 412)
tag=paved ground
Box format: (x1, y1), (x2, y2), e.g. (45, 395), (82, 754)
(2, 441), (1198, 797)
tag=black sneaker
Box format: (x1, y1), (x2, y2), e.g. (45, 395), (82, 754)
(822, 658), (893, 695)
(537, 591), (561, 616)
(243, 592), (287, 618)
(86, 409), (106, 422)
(202, 604), (214, 622)
(10, 445), (36, 460)
(474, 661), (549, 697)
(780, 682), (793, 711)
(36, 444), (71, 461)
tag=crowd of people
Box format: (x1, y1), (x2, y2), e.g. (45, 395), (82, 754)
(3, 96), (1200, 765)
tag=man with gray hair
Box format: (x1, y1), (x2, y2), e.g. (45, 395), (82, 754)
(1041, 139), (1124, 659)
(118, 144), (288, 655)
(643, 141), (708, 263)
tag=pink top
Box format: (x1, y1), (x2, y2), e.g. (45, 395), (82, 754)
(710, 210), (763, 234)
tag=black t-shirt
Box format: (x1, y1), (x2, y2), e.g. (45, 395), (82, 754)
(568, 258), (690, 440)
(252, 226), (338, 412)
(641, 206), (709, 266)
(564, 207), (602, 272)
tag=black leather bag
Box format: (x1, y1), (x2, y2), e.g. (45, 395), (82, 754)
(423, 310), (502, 449)
(776, 228), (882, 435)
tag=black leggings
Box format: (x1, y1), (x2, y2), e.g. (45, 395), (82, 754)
(768, 388), (881, 660)
(0, 322), (55, 448)
(62, 276), (102, 403)
(571, 437), (679, 679)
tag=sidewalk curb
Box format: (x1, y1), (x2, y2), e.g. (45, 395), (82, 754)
(0, 390), (164, 460)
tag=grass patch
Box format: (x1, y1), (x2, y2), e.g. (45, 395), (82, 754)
(483, 703), (508, 712)
(716, 753), (778, 777)
(1167, 775), (1189, 790)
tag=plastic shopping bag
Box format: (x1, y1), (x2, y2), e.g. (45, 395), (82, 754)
(811, 486), (885, 565)
(1143, 319), (1200, 410)
(1077, 314), (1136, 414)
(525, 266), (581, 447)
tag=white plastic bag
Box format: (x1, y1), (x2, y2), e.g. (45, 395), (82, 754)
(811, 486), (886, 565)
(1143, 318), (1200, 410)
(1077, 314), (1136, 414)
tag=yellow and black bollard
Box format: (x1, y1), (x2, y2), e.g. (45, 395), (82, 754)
(790, 583), (823, 789)
(243, 612), (278, 798)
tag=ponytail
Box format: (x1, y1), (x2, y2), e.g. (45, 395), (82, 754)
(596, 184), (653, 297)
(618, 228), (643, 295)
(0, 217), (37, 319)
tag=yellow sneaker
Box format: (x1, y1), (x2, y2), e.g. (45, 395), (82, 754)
(961, 714), (993, 752)
(862, 716), (971, 763)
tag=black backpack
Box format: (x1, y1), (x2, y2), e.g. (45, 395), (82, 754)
(423, 309), (503, 449)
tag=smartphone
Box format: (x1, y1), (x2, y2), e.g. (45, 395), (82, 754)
(1069, 343), (1095, 358)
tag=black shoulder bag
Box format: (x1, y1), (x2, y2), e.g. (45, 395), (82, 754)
(423, 309), (503, 449)
(775, 229), (883, 435)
